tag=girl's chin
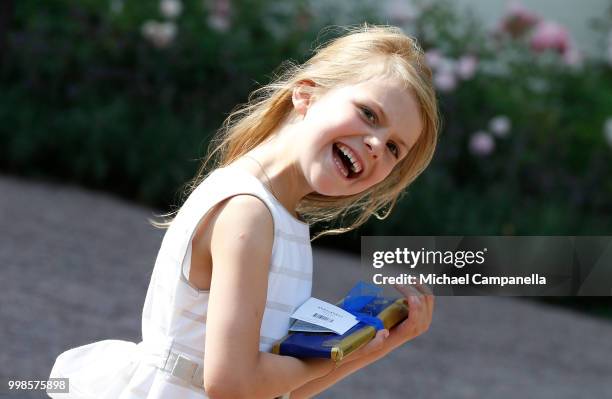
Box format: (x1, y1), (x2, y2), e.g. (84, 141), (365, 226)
(310, 176), (364, 197)
(309, 176), (345, 197)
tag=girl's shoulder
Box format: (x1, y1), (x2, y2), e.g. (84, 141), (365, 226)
(209, 194), (274, 243)
(189, 166), (277, 253)
(189, 193), (274, 290)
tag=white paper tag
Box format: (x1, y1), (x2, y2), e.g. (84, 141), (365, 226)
(289, 297), (358, 335)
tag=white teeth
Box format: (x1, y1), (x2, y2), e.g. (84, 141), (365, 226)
(337, 144), (363, 173)
(333, 153), (349, 177)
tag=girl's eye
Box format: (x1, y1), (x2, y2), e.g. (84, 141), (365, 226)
(387, 141), (399, 158)
(361, 106), (378, 125)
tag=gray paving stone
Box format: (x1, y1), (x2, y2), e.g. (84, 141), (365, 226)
(1, 175), (611, 398)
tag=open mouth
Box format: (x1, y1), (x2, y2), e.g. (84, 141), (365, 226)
(332, 142), (363, 179)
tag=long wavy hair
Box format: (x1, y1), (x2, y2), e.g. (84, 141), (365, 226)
(157, 25), (439, 239)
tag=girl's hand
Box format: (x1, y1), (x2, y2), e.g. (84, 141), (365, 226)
(294, 284), (434, 399)
(341, 284), (434, 364)
(387, 284), (434, 350)
(343, 328), (391, 363)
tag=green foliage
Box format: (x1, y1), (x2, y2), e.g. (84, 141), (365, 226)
(1, 0), (345, 204)
(1, 0), (612, 239)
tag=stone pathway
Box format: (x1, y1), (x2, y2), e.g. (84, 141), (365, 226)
(1, 175), (611, 398)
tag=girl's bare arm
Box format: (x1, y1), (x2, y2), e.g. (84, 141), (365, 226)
(202, 195), (335, 399)
(201, 195), (434, 399)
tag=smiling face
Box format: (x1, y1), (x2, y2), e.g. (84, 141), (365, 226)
(292, 78), (423, 197)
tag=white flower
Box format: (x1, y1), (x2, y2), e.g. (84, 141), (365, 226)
(456, 55), (478, 80)
(434, 71), (457, 92)
(160, 0), (183, 19)
(604, 118), (612, 148)
(489, 115), (511, 138)
(141, 21), (156, 38)
(208, 14), (230, 32)
(469, 131), (495, 156)
(141, 20), (177, 48)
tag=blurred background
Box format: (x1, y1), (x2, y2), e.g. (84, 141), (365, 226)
(1, 0), (612, 397)
(2, 0), (612, 236)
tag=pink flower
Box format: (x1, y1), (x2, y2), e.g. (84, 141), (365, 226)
(206, 0), (231, 32)
(562, 45), (583, 68)
(530, 21), (570, 54)
(425, 49), (443, 70)
(469, 131), (495, 156)
(434, 71), (457, 92)
(456, 55), (478, 80)
(498, 0), (540, 38)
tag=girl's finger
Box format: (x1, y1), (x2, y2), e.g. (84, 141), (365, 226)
(394, 285), (434, 340)
(394, 284), (424, 300)
(413, 283), (434, 315)
(362, 329), (389, 354)
(414, 283), (433, 296)
(406, 292), (424, 321)
(393, 283), (413, 298)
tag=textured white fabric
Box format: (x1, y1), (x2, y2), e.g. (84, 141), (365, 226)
(48, 167), (313, 398)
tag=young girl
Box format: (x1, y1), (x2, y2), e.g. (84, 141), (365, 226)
(49, 25), (438, 399)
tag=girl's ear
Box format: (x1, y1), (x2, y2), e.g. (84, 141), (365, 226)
(292, 80), (316, 117)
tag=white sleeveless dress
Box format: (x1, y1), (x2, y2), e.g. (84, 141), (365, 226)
(48, 167), (313, 398)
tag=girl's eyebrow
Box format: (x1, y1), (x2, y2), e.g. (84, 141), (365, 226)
(371, 100), (408, 151)
(371, 100), (387, 125)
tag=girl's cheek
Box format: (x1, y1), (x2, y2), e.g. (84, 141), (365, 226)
(363, 166), (394, 191)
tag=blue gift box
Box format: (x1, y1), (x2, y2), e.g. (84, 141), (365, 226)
(272, 282), (409, 362)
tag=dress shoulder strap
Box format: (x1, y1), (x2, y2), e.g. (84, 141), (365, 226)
(158, 167), (284, 291)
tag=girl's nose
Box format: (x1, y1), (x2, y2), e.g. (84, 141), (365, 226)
(364, 135), (384, 159)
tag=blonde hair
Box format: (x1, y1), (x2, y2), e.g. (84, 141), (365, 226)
(159, 25), (439, 238)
